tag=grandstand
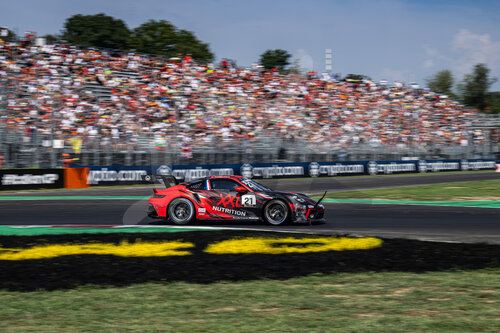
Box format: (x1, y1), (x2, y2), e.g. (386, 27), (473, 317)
(0, 41), (499, 168)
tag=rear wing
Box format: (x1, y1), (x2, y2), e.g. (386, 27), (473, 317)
(141, 175), (179, 188)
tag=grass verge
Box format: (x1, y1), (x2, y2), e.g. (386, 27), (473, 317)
(1, 269), (499, 332)
(315, 179), (500, 201)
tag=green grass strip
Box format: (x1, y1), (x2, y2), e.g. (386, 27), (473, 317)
(313, 179), (500, 201)
(323, 198), (500, 208)
(0, 196), (147, 200)
(1, 269), (500, 332)
(0, 226), (211, 236)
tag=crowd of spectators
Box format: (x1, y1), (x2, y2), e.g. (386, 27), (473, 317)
(0, 40), (492, 157)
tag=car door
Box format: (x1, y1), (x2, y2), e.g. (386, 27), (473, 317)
(207, 178), (259, 220)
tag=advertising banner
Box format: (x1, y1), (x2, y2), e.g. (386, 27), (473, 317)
(81, 159), (496, 186)
(0, 169), (65, 191)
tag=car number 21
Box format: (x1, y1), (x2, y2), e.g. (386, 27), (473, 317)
(241, 194), (256, 207)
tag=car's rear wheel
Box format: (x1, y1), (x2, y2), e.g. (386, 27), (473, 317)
(168, 198), (195, 225)
(263, 200), (289, 226)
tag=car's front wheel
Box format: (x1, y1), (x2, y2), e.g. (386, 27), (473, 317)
(263, 200), (289, 226)
(168, 198), (195, 225)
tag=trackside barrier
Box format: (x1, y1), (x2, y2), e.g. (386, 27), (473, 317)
(64, 168), (89, 189)
(80, 159), (497, 186)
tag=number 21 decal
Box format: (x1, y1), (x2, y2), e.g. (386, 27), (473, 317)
(241, 194), (256, 207)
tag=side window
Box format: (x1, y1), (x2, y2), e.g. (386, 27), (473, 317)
(187, 180), (206, 190)
(210, 179), (240, 192)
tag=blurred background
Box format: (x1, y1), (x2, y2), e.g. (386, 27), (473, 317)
(1, 0), (499, 169)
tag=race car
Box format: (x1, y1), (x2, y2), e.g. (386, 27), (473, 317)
(143, 175), (326, 225)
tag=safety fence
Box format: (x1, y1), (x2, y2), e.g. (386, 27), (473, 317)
(0, 123), (498, 169)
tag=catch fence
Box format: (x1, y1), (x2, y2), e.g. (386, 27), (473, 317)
(0, 123), (497, 168)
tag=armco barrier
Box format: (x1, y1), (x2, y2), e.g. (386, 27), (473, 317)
(81, 159), (496, 186)
(0, 169), (65, 191)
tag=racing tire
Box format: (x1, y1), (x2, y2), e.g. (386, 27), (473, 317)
(263, 199), (289, 226)
(168, 198), (195, 225)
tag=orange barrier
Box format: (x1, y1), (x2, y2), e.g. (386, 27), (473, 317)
(64, 168), (89, 189)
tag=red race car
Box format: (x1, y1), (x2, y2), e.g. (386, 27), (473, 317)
(143, 175), (326, 226)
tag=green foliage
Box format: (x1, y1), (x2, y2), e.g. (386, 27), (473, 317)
(487, 91), (500, 114)
(344, 74), (371, 81)
(457, 63), (498, 112)
(60, 15), (214, 62)
(0, 27), (16, 42)
(426, 70), (456, 98)
(174, 29), (213, 62)
(129, 20), (177, 56)
(62, 13), (130, 49)
(259, 49), (291, 73)
(129, 20), (214, 62)
(42, 34), (60, 44)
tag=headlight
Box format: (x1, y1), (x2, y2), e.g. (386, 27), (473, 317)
(292, 195), (306, 203)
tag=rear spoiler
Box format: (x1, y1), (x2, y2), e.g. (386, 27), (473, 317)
(141, 175), (179, 188)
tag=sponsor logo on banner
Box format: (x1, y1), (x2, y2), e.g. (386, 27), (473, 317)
(309, 162), (320, 177)
(467, 161), (496, 170)
(156, 165), (233, 182)
(0, 169), (65, 190)
(418, 160), (427, 173)
(240, 164), (253, 179)
(315, 163), (365, 176)
(87, 168), (148, 185)
(461, 159), (469, 171)
(240, 163), (304, 179)
(368, 161), (378, 175)
(156, 165), (172, 175)
(81, 159), (495, 186)
(368, 161), (416, 175)
(250, 165), (304, 179)
(424, 161), (460, 172)
(2, 174), (59, 185)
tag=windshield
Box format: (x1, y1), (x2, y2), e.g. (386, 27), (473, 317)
(240, 178), (271, 192)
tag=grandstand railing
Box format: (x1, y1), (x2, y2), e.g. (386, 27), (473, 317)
(0, 124), (498, 168)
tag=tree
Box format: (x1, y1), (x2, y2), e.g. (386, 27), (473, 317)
(43, 34), (60, 44)
(62, 13), (130, 49)
(259, 49), (291, 73)
(426, 70), (455, 97)
(487, 91), (500, 114)
(0, 27), (16, 42)
(129, 20), (214, 62)
(343, 74), (371, 81)
(172, 29), (213, 62)
(458, 63), (498, 112)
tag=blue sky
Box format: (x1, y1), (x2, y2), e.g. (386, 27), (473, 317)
(2, 0), (500, 89)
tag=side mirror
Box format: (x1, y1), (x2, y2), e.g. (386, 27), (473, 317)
(235, 186), (248, 194)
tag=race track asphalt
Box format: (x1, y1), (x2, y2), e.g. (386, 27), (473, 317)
(1, 172), (499, 244)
